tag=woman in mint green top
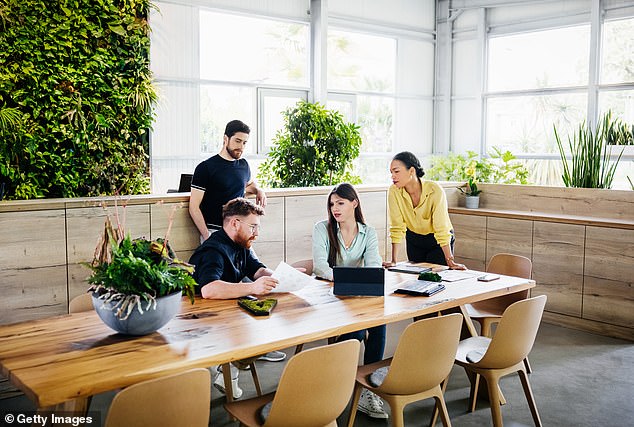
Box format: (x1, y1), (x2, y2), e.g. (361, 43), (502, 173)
(311, 183), (388, 419)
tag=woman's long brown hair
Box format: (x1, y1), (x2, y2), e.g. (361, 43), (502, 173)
(326, 183), (366, 267)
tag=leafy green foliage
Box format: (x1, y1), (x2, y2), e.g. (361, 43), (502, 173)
(554, 111), (624, 189)
(457, 178), (482, 196)
(0, 0), (156, 199)
(87, 235), (197, 303)
(426, 147), (529, 185)
(257, 100), (362, 187)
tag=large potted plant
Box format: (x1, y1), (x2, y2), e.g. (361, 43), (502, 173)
(257, 100), (362, 187)
(85, 206), (197, 335)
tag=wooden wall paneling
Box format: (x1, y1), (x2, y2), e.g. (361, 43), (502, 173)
(0, 267), (68, 324)
(359, 191), (387, 261)
(583, 226), (634, 328)
(0, 210), (67, 270)
(66, 204), (151, 302)
(0, 210), (67, 323)
(150, 201), (199, 253)
(284, 195), (325, 264)
(485, 217), (533, 266)
(479, 184), (634, 221)
(251, 197), (285, 268)
(450, 213), (487, 271)
(532, 221), (584, 317)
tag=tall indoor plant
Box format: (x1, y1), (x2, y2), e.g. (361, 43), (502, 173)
(554, 111), (624, 189)
(257, 100), (362, 188)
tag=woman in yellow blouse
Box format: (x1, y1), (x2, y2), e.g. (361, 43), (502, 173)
(384, 151), (466, 270)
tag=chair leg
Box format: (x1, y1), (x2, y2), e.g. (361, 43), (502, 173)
(468, 372), (480, 413)
(433, 394), (452, 427)
(518, 369), (542, 427)
(484, 374), (503, 427)
(346, 385), (363, 427)
(524, 357), (533, 374)
(390, 400), (405, 427)
(429, 378), (448, 427)
(249, 363), (262, 396)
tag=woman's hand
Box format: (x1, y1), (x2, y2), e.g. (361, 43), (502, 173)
(382, 260), (396, 268)
(447, 259), (466, 270)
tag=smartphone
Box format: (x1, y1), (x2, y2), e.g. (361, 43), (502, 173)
(477, 274), (500, 282)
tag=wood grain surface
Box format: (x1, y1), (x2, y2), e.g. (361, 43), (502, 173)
(0, 268), (533, 409)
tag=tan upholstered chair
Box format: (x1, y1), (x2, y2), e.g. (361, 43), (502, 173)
(105, 368), (211, 427)
(69, 293), (94, 313)
(347, 313), (463, 427)
(465, 253), (533, 338)
(224, 339), (360, 427)
(455, 295), (546, 427)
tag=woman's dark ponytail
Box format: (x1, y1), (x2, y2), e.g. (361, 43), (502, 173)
(392, 151), (425, 177)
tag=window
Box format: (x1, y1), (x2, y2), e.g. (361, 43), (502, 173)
(488, 26), (590, 92)
(258, 89), (308, 152)
(199, 11), (309, 86)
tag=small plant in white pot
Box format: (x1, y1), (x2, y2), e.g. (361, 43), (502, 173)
(458, 177), (482, 209)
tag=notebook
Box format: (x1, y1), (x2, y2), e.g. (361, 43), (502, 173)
(394, 279), (446, 296)
(387, 263), (432, 275)
(333, 266), (385, 297)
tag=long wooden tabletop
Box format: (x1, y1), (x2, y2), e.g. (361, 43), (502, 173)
(0, 266), (534, 409)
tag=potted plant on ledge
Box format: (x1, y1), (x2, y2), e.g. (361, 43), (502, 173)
(458, 177), (482, 209)
(85, 205), (197, 335)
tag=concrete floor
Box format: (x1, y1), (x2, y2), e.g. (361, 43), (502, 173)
(1, 322), (633, 426)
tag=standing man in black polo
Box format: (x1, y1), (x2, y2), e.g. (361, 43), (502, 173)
(189, 119), (267, 242)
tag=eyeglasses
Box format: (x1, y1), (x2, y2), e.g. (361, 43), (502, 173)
(236, 219), (261, 234)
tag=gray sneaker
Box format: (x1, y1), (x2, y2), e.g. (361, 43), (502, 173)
(357, 389), (388, 419)
(257, 350), (287, 362)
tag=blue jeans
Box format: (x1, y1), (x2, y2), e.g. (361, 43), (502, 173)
(337, 325), (386, 365)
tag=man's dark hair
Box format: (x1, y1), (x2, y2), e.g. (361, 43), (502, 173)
(222, 197), (264, 222)
(224, 120), (251, 139)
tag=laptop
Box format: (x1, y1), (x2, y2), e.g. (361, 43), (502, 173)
(177, 173), (193, 192)
(394, 279), (446, 297)
(333, 266), (385, 297)
(387, 264), (432, 275)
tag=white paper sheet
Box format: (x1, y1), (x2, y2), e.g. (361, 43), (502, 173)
(270, 261), (315, 293)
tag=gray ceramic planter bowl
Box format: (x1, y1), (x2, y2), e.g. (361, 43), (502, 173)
(92, 291), (182, 336)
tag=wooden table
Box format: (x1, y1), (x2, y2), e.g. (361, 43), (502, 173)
(0, 266), (534, 410)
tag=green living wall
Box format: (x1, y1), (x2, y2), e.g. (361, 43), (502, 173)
(0, 0), (156, 200)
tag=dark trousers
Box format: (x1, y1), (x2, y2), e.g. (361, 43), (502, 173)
(337, 325), (386, 365)
(405, 229), (455, 266)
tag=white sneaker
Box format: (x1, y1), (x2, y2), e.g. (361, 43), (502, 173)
(213, 365), (243, 399)
(257, 350), (287, 362)
(357, 389), (388, 419)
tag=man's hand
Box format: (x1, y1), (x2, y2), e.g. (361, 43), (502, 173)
(251, 276), (278, 295)
(255, 188), (267, 208)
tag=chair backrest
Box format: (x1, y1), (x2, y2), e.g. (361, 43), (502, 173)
(69, 293), (94, 313)
(105, 368), (210, 427)
(378, 313), (463, 395)
(290, 259), (314, 276)
(264, 340), (360, 427)
(487, 253), (532, 279)
(476, 295), (547, 369)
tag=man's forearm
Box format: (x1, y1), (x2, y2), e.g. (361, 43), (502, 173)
(200, 281), (253, 299)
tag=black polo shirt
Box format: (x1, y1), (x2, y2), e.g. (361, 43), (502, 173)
(190, 155), (251, 227)
(189, 228), (265, 292)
